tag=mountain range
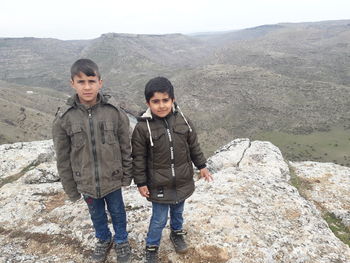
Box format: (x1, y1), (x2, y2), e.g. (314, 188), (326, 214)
(0, 19), (349, 162)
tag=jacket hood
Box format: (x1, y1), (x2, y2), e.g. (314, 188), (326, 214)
(138, 102), (181, 120)
(138, 102), (192, 147)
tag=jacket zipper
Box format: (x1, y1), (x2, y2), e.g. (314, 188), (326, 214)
(164, 118), (178, 203)
(88, 109), (101, 198)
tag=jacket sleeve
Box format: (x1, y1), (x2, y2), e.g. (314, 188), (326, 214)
(117, 110), (133, 186)
(52, 116), (80, 201)
(187, 118), (207, 169)
(131, 124), (148, 186)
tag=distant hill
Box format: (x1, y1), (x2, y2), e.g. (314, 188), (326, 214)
(209, 20), (350, 86)
(0, 37), (88, 90)
(0, 19), (349, 164)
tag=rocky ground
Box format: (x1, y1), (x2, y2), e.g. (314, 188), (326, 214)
(289, 161), (350, 228)
(0, 138), (349, 262)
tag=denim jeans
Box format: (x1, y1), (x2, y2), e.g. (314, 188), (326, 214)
(84, 189), (128, 244)
(146, 201), (185, 246)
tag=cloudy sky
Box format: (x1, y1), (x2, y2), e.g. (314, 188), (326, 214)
(1, 0), (349, 40)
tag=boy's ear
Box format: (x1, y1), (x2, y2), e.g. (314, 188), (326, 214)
(70, 79), (75, 89)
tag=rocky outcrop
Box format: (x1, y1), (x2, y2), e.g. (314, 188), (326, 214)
(289, 161), (350, 228)
(0, 139), (349, 263)
(0, 140), (55, 180)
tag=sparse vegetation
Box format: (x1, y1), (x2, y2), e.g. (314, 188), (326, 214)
(289, 165), (350, 247)
(288, 165), (313, 196)
(324, 212), (350, 247)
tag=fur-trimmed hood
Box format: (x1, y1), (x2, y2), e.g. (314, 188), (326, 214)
(137, 102), (192, 147)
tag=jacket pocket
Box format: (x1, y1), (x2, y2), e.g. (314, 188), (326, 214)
(151, 128), (166, 148)
(151, 128), (166, 140)
(151, 129), (168, 165)
(70, 124), (85, 148)
(173, 125), (189, 143)
(173, 125), (191, 162)
(111, 168), (123, 181)
(100, 121), (121, 162)
(101, 122), (117, 145)
(72, 171), (85, 185)
(173, 125), (189, 135)
(150, 169), (173, 188)
(175, 162), (194, 186)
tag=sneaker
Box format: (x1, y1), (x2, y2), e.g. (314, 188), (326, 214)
(91, 238), (113, 262)
(170, 229), (188, 254)
(145, 245), (159, 263)
(114, 241), (131, 263)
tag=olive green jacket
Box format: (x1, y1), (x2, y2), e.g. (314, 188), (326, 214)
(132, 104), (206, 204)
(52, 93), (132, 200)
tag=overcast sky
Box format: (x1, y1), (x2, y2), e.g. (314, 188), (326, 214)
(1, 0), (349, 40)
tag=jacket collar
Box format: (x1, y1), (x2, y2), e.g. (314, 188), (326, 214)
(140, 102), (192, 147)
(140, 102), (177, 120)
(67, 93), (103, 109)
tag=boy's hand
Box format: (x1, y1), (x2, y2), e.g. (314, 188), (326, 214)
(199, 168), (213, 182)
(138, 186), (150, 198)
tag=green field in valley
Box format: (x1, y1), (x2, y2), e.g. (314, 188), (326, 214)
(253, 126), (350, 167)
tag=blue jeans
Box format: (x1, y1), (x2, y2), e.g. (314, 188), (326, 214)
(146, 201), (185, 246)
(84, 189), (128, 244)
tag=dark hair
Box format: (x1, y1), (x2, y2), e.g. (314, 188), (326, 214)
(144, 77), (175, 102)
(70, 58), (101, 80)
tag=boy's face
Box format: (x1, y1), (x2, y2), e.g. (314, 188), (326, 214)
(147, 92), (174, 118)
(71, 72), (102, 106)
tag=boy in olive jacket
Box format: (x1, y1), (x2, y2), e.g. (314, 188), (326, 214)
(132, 77), (213, 263)
(52, 59), (132, 263)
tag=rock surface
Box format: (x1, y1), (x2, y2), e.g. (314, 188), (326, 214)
(289, 161), (350, 228)
(0, 140), (55, 180)
(0, 138), (349, 262)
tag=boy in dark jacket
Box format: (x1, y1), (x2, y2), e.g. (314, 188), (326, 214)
(132, 77), (213, 262)
(52, 59), (132, 263)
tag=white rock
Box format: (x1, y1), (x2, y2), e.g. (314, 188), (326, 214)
(0, 140), (55, 179)
(207, 138), (250, 172)
(290, 161), (350, 228)
(0, 139), (349, 263)
(24, 161), (59, 184)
